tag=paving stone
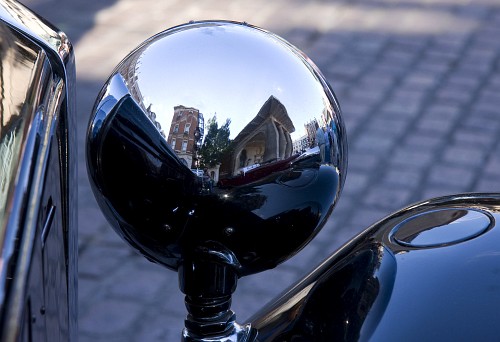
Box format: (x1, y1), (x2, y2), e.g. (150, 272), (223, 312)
(417, 113), (457, 135)
(477, 90), (500, 108)
(390, 35), (429, 51)
(416, 56), (452, 75)
(106, 262), (171, 301)
(442, 145), (487, 166)
(464, 113), (500, 132)
(432, 32), (470, 50)
(78, 244), (132, 278)
(359, 71), (396, 88)
(402, 71), (441, 90)
(426, 101), (462, 121)
(79, 298), (143, 335)
(276, 238), (335, 275)
(380, 96), (422, 118)
(453, 128), (496, 147)
(390, 148), (435, 169)
(405, 130), (444, 149)
(133, 312), (184, 342)
(353, 132), (396, 153)
(347, 207), (390, 228)
(233, 267), (302, 321)
(484, 154), (500, 176)
(384, 168), (423, 188)
(77, 206), (107, 241)
(420, 186), (467, 201)
(364, 185), (413, 211)
(428, 164), (476, 189)
(475, 177), (500, 193)
(348, 152), (381, 171)
(435, 84), (475, 105)
(327, 60), (366, 81)
(342, 171), (370, 196)
(487, 74), (500, 88)
(445, 73), (483, 89)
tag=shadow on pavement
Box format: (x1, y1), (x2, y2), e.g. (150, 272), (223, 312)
(19, 0), (118, 44)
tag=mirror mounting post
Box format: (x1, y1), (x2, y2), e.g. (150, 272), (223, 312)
(178, 248), (257, 341)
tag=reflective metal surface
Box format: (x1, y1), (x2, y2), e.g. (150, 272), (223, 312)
(390, 208), (492, 248)
(0, 1), (77, 340)
(0, 22), (39, 230)
(87, 20), (347, 276)
(249, 194), (500, 341)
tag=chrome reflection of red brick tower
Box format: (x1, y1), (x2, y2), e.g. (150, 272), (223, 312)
(167, 105), (204, 168)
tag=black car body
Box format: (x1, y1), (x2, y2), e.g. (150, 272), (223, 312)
(0, 1), (77, 340)
(3, 1), (500, 342)
(249, 193), (500, 341)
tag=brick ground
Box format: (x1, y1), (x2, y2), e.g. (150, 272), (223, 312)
(19, 0), (500, 340)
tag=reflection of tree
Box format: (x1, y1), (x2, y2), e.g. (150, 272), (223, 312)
(198, 115), (231, 167)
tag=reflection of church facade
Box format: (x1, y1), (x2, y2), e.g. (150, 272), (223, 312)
(166, 105), (204, 168)
(219, 96), (295, 179)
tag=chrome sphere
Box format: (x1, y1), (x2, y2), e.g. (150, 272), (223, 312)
(86, 21), (347, 276)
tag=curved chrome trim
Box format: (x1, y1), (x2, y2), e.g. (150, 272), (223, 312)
(0, 1), (77, 340)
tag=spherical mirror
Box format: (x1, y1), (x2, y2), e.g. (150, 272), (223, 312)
(86, 20), (347, 277)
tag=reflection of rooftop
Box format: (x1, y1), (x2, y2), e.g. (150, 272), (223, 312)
(232, 95), (295, 145)
(220, 95), (297, 179)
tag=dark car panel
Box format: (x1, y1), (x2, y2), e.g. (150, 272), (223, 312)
(0, 1), (76, 340)
(249, 194), (500, 341)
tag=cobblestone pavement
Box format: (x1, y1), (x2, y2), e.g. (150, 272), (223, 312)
(19, 0), (500, 340)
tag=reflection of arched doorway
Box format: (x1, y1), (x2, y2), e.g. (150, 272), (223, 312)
(221, 95), (295, 177)
(245, 133), (266, 163)
(239, 149), (247, 167)
(233, 132), (267, 173)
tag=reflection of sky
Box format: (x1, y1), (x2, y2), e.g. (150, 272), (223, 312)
(134, 23), (331, 140)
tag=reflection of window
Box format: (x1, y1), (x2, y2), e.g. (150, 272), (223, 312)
(184, 123), (191, 134)
(182, 140), (188, 152)
(171, 138), (176, 149)
(174, 124), (179, 133)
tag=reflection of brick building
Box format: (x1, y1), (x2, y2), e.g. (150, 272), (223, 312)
(166, 105), (204, 168)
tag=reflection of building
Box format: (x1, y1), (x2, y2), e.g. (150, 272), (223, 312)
(0, 23), (38, 217)
(113, 53), (207, 169)
(304, 120), (318, 147)
(220, 96), (295, 178)
(145, 104), (166, 138)
(166, 105), (204, 168)
(292, 135), (310, 154)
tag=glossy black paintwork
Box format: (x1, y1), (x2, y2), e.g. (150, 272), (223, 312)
(86, 21), (347, 341)
(87, 94), (340, 276)
(86, 21), (347, 288)
(249, 194), (500, 341)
